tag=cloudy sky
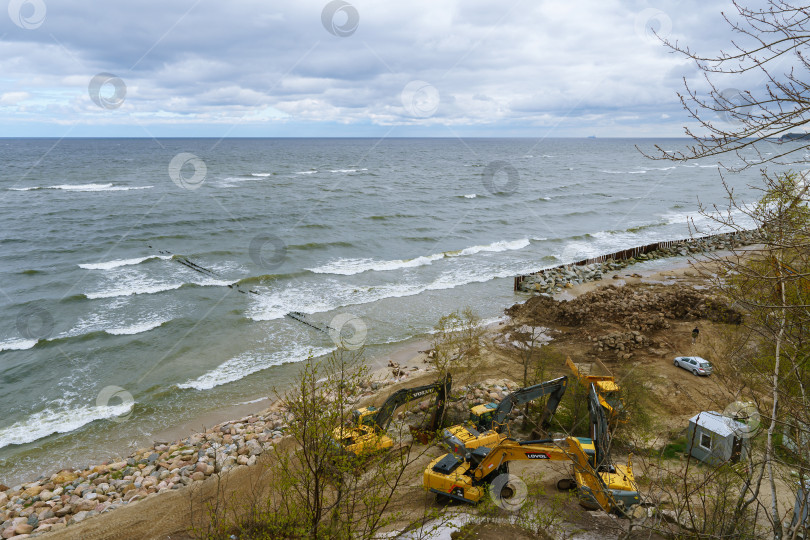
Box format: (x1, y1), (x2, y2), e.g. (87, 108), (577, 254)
(0, 0), (767, 137)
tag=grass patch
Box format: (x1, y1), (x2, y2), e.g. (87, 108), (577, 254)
(662, 436), (687, 459)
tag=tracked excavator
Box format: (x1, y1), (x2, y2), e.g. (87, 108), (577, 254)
(424, 382), (639, 514)
(442, 376), (568, 457)
(334, 374), (451, 456)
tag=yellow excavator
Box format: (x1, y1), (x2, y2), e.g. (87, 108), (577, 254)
(566, 357), (625, 422)
(423, 383), (639, 514)
(334, 374), (451, 456)
(442, 376), (568, 457)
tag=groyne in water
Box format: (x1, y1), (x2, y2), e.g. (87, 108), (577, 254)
(513, 230), (764, 294)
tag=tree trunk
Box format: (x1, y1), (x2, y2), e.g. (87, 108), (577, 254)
(769, 249), (787, 539)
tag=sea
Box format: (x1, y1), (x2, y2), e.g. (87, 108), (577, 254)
(0, 137), (772, 485)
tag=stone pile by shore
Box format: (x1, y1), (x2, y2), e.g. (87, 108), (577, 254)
(517, 230), (763, 295)
(0, 406), (287, 538)
(0, 363), (525, 539)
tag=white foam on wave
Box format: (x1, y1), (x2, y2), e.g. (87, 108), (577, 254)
(249, 260), (536, 323)
(464, 193), (477, 199)
(600, 167), (673, 174)
(86, 278), (234, 300)
(10, 183), (154, 192)
(296, 170), (318, 175)
(480, 315), (509, 328)
(79, 255), (171, 270)
(177, 345), (335, 390)
(106, 319), (169, 336)
(307, 238), (531, 276)
(237, 397), (268, 405)
(0, 399), (133, 449)
(251, 173), (272, 177)
(86, 282), (184, 299)
(0, 339), (38, 352)
(453, 238), (530, 256)
(663, 207), (755, 231)
(309, 253), (445, 275)
(555, 230), (651, 264)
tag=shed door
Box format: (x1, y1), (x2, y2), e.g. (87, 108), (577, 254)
(730, 436), (743, 463)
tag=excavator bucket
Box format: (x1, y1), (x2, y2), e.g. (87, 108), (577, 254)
(409, 425), (435, 445)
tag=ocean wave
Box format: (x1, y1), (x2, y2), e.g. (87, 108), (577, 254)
(0, 338), (38, 352)
(450, 238), (531, 257)
(295, 170), (318, 175)
(309, 253), (445, 275)
(662, 208), (755, 230)
(9, 183), (153, 192)
(308, 238), (531, 276)
(249, 260), (539, 322)
(86, 278), (234, 300)
(105, 319), (169, 336)
(463, 194), (477, 199)
(78, 255), (172, 270)
(177, 345), (335, 390)
(599, 169), (649, 175)
(0, 399), (133, 449)
(251, 173), (272, 177)
(554, 230), (652, 263)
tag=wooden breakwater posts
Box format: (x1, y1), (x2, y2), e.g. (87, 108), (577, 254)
(513, 230), (764, 293)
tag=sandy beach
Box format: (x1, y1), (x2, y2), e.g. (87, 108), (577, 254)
(0, 244), (743, 540)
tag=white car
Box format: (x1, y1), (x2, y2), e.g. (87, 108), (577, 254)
(674, 356), (713, 376)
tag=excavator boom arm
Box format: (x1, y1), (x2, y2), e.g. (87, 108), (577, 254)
(470, 437), (617, 512)
(374, 374), (452, 431)
(487, 376), (568, 431)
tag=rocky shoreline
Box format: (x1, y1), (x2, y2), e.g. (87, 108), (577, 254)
(516, 230), (763, 295)
(0, 232), (763, 538)
(0, 408), (287, 538)
(0, 361), (524, 539)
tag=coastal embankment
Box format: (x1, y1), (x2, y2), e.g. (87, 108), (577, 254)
(0, 233), (756, 539)
(514, 229), (763, 295)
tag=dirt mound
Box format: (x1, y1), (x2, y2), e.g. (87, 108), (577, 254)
(507, 283), (742, 330)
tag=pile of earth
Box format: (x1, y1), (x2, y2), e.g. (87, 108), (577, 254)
(506, 283), (742, 331)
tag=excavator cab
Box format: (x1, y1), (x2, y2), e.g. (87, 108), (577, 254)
(575, 436), (597, 468)
(352, 406), (378, 427)
(469, 403), (497, 429)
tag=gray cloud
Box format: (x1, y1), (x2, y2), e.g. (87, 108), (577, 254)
(0, 0), (765, 136)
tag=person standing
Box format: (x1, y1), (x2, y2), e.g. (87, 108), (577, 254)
(692, 326), (699, 344)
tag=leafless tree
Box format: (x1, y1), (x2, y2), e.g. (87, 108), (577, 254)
(644, 1), (810, 172)
(639, 2), (810, 536)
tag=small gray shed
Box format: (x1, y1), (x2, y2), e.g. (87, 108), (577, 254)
(783, 421), (810, 456)
(686, 411), (751, 465)
(790, 481), (810, 530)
